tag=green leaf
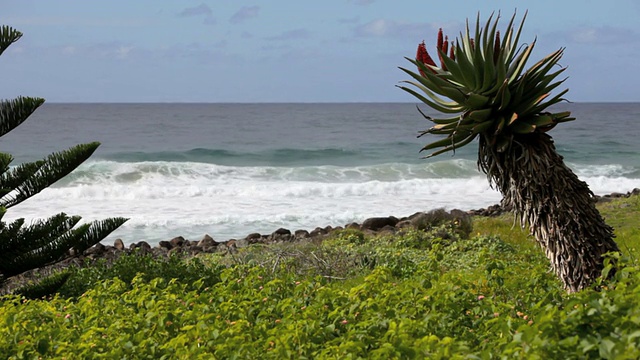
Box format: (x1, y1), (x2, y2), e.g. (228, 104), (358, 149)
(0, 142), (100, 208)
(397, 85), (463, 114)
(0, 25), (23, 55)
(0, 97), (46, 138)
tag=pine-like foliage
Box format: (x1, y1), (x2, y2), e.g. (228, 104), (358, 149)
(0, 26), (128, 297)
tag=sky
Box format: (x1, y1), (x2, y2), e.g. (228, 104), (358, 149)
(2, 0), (640, 103)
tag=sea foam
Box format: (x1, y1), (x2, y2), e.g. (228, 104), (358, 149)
(4, 159), (637, 245)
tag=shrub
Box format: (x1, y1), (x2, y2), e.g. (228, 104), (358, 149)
(58, 252), (225, 298)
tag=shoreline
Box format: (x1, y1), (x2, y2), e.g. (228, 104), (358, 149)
(84, 188), (640, 260)
(3, 188), (638, 294)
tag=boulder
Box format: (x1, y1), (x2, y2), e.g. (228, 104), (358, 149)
(395, 220), (412, 229)
(198, 234), (218, 248)
(158, 240), (173, 251)
(346, 222), (361, 230)
(294, 229), (310, 239)
(245, 232), (263, 244)
(377, 225), (397, 236)
(309, 227), (328, 238)
(270, 228), (292, 242)
(169, 236), (186, 248)
(362, 216), (399, 231)
(114, 239), (125, 251)
(183, 246), (203, 256)
(85, 243), (106, 256)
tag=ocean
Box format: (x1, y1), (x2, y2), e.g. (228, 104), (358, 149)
(1, 103), (638, 245)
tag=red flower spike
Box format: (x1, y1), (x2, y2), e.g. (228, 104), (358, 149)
(416, 41), (436, 76)
(439, 35), (449, 71)
(469, 38), (475, 51)
(449, 41), (455, 60)
(437, 28), (444, 52)
(493, 31), (501, 64)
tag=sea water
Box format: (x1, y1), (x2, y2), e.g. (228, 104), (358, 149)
(1, 103), (638, 245)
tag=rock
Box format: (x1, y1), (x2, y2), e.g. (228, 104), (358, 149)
(294, 229), (310, 239)
(361, 216), (399, 231)
(245, 233), (263, 244)
(198, 234), (218, 248)
(183, 246), (203, 255)
(158, 240), (173, 251)
(170, 236), (186, 248)
(395, 219), (412, 229)
(114, 239), (125, 251)
(234, 238), (249, 248)
(152, 247), (168, 257)
(632, 188), (640, 196)
(409, 213), (428, 229)
(84, 243), (106, 256)
(450, 209), (468, 218)
(467, 204), (505, 217)
(270, 228), (292, 242)
(378, 225), (396, 236)
(273, 228), (291, 235)
(309, 227), (328, 238)
(346, 222), (361, 230)
(138, 241), (151, 251)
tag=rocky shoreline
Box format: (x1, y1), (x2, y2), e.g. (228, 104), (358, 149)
(73, 188), (640, 264)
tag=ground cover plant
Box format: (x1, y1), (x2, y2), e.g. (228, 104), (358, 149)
(0, 195), (638, 359)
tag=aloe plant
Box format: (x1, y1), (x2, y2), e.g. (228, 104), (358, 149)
(398, 12), (619, 292)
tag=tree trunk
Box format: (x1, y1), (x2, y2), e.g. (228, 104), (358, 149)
(479, 132), (619, 292)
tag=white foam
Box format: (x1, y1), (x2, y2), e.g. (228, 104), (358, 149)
(5, 160), (636, 245)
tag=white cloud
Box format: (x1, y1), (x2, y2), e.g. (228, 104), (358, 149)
(62, 46), (76, 55)
(177, 3), (213, 17)
(115, 46), (134, 59)
(229, 6), (260, 24)
(354, 19), (433, 38)
(265, 29), (311, 41)
(361, 19), (388, 36)
(348, 0), (375, 5)
(566, 26), (636, 45)
(177, 3), (216, 25)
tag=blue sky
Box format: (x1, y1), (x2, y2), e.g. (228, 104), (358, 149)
(2, 0), (640, 102)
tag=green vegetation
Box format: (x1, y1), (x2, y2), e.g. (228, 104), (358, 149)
(398, 12), (619, 292)
(0, 26), (127, 297)
(0, 195), (638, 358)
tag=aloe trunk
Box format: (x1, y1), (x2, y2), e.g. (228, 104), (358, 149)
(479, 133), (619, 292)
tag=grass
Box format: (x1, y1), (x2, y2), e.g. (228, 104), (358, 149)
(473, 195), (640, 257)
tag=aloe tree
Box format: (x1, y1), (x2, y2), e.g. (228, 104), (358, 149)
(0, 25), (128, 297)
(398, 13), (619, 292)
